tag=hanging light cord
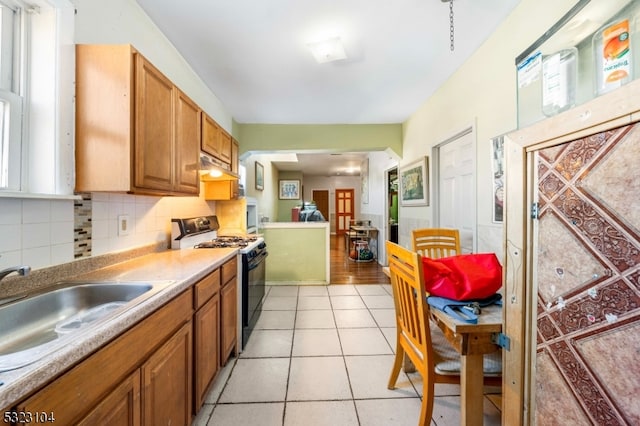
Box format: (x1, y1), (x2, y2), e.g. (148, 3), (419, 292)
(449, 0), (454, 51)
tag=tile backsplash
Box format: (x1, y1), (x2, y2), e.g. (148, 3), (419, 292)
(0, 197), (75, 270)
(0, 190), (217, 271)
(74, 193), (92, 258)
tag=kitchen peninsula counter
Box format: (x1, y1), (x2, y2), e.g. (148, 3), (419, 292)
(260, 222), (330, 285)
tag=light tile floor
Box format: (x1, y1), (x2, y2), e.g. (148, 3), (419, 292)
(193, 284), (502, 426)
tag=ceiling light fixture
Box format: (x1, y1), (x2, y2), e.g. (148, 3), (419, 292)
(307, 37), (347, 63)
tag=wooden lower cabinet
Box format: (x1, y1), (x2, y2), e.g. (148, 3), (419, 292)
(220, 277), (237, 364)
(15, 290), (192, 425)
(12, 260), (239, 425)
(193, 293), (220, 410)
(77, 370), (141, 426)
(142, 321), (193, 426)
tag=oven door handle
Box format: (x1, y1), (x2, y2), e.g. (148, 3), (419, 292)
(247, 252), (268, 271)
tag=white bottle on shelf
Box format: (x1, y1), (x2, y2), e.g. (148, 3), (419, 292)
(542, 48), (578, 117)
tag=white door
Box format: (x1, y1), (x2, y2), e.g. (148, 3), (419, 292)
(437, 128), (476, 253)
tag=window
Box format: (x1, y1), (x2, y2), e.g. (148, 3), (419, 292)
(0, 0), (74, 195)
(0, 1), (23, 190)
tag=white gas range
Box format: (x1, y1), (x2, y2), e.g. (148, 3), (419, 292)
(171, 216), (267, 350)
(170, 216), (263, 253)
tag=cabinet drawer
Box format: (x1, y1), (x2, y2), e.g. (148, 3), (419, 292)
(221, 257), (237, 284)
(194, 269), (221, 309)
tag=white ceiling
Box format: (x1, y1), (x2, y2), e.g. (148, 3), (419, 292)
(134, 0), (521, 174)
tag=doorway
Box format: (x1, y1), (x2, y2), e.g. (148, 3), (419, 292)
(312, 190), (329, 222)
(335, 188), (354, 235)
(435, 126), (477, 253)
(386, 167), (398, 244)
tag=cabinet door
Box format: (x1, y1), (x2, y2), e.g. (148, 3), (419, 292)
(174, 89), (201, 194)
(231, 138), (239, 174)
(134, 55), (174, 193)
(77, 370), (141, 426)
(220, 279), (237, 364)
(201, 113), (221, 159)
(218, 130), (232, 164)
(142, 321), (192, 426)
(194, 294), (220, 411)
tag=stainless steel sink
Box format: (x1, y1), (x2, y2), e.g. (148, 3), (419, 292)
(0, 280), (173, 371)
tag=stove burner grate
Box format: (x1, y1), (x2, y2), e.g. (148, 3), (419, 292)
(194, 235), (258, 249)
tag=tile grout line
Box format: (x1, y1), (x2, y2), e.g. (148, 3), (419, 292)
(329, 285), (363, 426)
(281, 284), (300, 425)
(204, 285), (431, 425)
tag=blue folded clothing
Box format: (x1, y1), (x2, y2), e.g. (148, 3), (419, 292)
(427, 293), (502, 324)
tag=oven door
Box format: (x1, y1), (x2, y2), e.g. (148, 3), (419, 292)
(242, 249), (267, 348)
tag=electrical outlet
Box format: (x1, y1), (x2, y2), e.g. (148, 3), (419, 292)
(117, 215), (130, 236)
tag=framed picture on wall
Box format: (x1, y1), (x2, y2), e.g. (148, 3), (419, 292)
(400, 157), (429, 206)
(279, 179), (300, 200)
(255, 161), (264, 191)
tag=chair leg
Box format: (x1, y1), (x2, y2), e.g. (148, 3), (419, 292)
(418, 368), (436, 426)
(418, 395), (433, 426)
(387, 344), (405, 389)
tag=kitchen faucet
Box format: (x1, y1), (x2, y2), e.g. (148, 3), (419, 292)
(0, 265), (31, 282)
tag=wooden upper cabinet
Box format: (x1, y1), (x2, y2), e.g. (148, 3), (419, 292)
(201, 113), (222, 160)
(75, 44), (199, 196)
(218, 129), (232, 164)
(231, 138), (239, 174)
(201, 111), (233, 166)
(134, 56), (174, 193)
(174, 89), (201, 194)
(75, 45), (134, 193)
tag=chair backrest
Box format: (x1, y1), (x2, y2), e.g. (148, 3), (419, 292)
(412, 228), (460, 259)
(386, 241), (434, 373)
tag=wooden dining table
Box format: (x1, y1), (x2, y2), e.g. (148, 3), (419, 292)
(381, 266), (503, 425)
(429, 303), (503, 426)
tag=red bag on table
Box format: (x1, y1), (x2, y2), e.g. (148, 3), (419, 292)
(421, 253), (502, 301)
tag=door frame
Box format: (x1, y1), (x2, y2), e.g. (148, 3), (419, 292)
(383, 166), (398, 265)
(503, 80), (640, 425)
(433, 123), (477, 253)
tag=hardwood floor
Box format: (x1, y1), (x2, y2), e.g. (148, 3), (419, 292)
(330, 234), (390, 285)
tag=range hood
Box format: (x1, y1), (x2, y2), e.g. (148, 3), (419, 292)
(199, 153), (239, 181)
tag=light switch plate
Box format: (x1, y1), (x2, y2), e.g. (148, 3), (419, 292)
(117, 214), (130, 236)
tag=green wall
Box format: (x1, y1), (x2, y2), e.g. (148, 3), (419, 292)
(237, 123), (402, 157)
(264, 226), (328, 283)
(276, 171), (303, 222)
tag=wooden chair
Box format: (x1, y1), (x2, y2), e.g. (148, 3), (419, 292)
(386, 241), (501, 425)
(412, 228), (460, 258)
